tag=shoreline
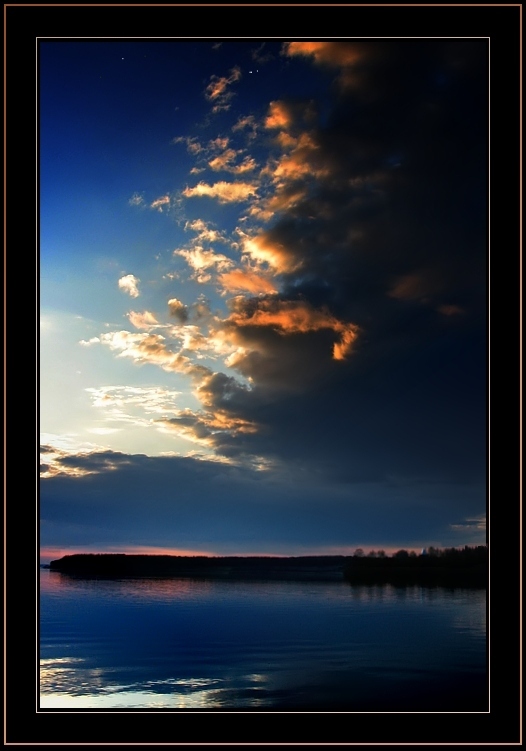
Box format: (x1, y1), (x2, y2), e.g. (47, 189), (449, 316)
(48, 552), (487, 588)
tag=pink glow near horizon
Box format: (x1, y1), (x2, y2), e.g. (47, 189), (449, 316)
(39, 543), (425, 564)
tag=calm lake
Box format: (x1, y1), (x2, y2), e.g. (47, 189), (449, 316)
(39, 569), (487, 711)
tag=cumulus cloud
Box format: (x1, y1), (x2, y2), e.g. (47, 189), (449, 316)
(182, 181), (258, 203)
(174, 246), (234, 283)
(168, 298), (189, 323)
(264, 100), (294, 130)
(237, 229), (299, 273)
(264, 99), (317, 132)
(184, 218), (226, 244)
(118, 274), (140, 298)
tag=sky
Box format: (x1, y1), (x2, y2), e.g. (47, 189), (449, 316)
(39, 39), (488, 562)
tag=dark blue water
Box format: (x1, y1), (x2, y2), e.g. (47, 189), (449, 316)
(39, 570), (487, 710)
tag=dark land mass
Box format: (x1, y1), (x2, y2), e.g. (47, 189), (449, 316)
(48, 547), (487, 587)
(343, 547), (488, 588)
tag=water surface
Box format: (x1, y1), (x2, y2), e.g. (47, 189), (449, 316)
(40, 570), (487, 711)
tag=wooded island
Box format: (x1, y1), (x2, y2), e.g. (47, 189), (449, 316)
(48, 546), (487, 587)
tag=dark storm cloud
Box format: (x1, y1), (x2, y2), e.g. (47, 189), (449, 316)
(40, 450), (485, 553)
(155, 39), (487, 524)
(207, 41), (487, 478)
(143, 37), (487, 499)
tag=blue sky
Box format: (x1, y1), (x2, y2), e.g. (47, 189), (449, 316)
(39, 40), (488, 561)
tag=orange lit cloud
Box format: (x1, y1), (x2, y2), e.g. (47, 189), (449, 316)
(127, 310), (160, 330)
(265, 184), (308, 214)
(205, 66), (241, 112)
(270, 132), (328, 185)
(208, 151), (257, 175)
(230, 156), (257, 174)
(218, 268), (278, 295)
(150, 195), (170, 211)
(205, 66), (241, 100)
(159, 406), (257, 449)
(283, 42), (374, 91)
(283, 41), (364, 68)
(183, 181), (258, 203)
(208, 148), (238, 171)
(209, 136), (229, 150)
(237, 230), (299, 273)
(265, 100), (294, 130)
(227, 299), (360, 360)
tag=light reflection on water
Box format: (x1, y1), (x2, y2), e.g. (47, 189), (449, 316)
(40, 570), (486, 710)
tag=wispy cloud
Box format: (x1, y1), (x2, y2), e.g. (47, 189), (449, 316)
(232, 114), (258, 140)
(218, 268), (278, 296)
(172, 135), (204, 155)
(208, 149), (256, 174)
(127, 310), (161, 330)
(150, 195), (170, 212)
(205, 66), (242, 113)
(128, 192), (144, 207)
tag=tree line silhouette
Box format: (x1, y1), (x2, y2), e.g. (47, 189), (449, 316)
(48, 546), (487, 587)
(343, 545), (488, 586)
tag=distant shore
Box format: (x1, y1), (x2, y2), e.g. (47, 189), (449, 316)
(48, 550), (487, 587)
(48, 554), (346, 581)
